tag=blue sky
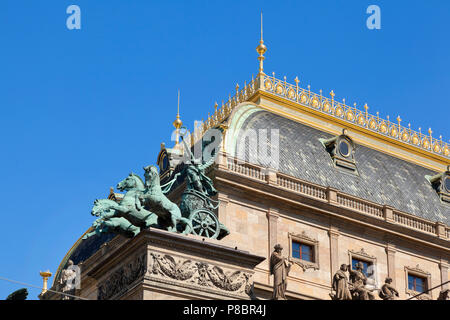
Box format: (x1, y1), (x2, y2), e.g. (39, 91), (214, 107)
(0, 1), (449, 299)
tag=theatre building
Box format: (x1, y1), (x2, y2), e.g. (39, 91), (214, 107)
(40, 34), (449, 301)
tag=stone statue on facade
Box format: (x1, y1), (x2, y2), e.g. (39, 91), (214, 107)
(379, 277), (399, 300)
(330, 264), (352, 300)
(437, 289), (450, 300)
(60, 260), (77, 300)
(269, 244), (292, 300)
(348, 262), (376, 300)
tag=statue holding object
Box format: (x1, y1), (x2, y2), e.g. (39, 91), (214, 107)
(270, 244), (292, 300)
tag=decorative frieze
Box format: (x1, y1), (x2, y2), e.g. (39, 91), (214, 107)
(97, 253), (147, 300)
(149, 253), (253, 296)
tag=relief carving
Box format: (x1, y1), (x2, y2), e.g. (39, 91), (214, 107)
(350, 248), (375, 260)
(150, 253), (252, 295)
(407, 264), (431, 275)
(98, 254), (146, 300)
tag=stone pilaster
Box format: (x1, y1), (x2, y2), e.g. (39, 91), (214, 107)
(217, 193), (229, 227)
(328, 226), (340, 280)
(385, 243), (397, 286)
(436, 222), (446, 239)
(266, 207), (279, 284)
(266, 207), (280, 253)
(439, 258), (449, 290)
(217, 151), (229, 171)
(265, 168), (278, 186)
(383, 205), (395, 223)
(326, 187), (338, 205)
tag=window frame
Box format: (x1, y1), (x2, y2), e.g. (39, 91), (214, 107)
(288, 232), (319, 271)
(348, 248), (378, 287)
(405, 265), (432, 299)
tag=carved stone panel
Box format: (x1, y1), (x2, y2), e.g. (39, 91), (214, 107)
(97, 253), (147, 300)
(148, 253), (253, 297)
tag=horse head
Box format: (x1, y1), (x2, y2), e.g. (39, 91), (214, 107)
(117, 172), (145, 192)
(143, 165), (160, 187)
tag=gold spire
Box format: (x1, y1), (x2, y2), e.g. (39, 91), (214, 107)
(256, 12), (267, 75)
(173, 89), (183, 145)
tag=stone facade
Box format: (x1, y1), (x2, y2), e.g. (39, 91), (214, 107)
(212, 151), (449, 300)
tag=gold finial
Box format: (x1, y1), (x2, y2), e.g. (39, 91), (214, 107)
(364, 103), (369, 112)
(330, 90), (335, 99)
(173, 90), (183, 145)
(256, 12), (267, 75)
(39, 270), (52, 296)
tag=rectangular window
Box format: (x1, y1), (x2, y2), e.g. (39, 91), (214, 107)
(292, 241), (314, 262)
(351, 258), (374, 278)
(408, 274), (427, 293)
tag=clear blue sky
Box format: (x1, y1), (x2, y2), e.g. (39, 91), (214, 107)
(0, 1), (449, 299)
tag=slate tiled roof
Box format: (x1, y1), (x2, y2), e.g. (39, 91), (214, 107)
(235, 110), (449, 225)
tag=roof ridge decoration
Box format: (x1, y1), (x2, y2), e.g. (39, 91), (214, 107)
(180, 73), (449, 162)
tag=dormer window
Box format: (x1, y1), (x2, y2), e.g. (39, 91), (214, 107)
(339, 139), (351, 158)
(445, 175), (450, 193)
(320, 129), (357, 173)
(427, 165), (450, 203)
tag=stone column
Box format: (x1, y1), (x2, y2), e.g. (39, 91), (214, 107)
(328, 226), (340, 281)
(385, 243), (397, 286)
(439, 258), (449, 290)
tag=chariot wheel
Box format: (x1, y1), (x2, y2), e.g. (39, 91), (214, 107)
(189, 209), (220, 239)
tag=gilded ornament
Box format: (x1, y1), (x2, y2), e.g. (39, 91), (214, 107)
(422, 139), (430, 149)
(401, 131), (409, 142)
(287, 88), (295, 99)
(380, 122), (388, 134)
(369, 119), (377, 130)
(444, 146), (449, 156)
(300, 93), (308, 104)
(357, 114), (365, 126)
(311, 97), (320, 109)
(390, 127), (398, 138)
(335, 106), (343, 117)
(433, 144), (441, 153)
(264, 80), (272, 90)
(346, 110), (355, 122)
(275, 83), (284, 95)
(323, 101), (331, 113)
(412, 134), (420, 145)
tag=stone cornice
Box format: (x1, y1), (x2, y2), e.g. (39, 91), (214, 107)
(214, 161), (450, 253)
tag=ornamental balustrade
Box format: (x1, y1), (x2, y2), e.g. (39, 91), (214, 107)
(182, 73), (449, 160)
(223, 155), (448, 240)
